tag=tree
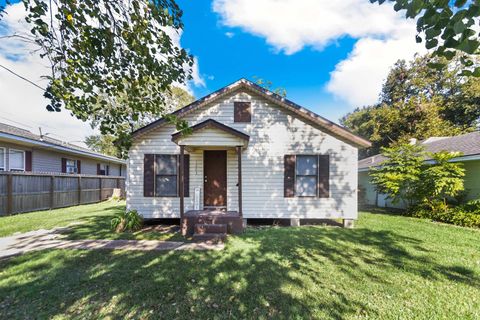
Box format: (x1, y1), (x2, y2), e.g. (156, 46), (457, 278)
(85, 86), (194, 158)
(84, 134), (118, 158)
(1, 0), (193, 153)
(418, 151), (465, 211)
(253, 76), (287, 97)
(371, 0), (480, 75)
(370, 143), (465, 211)
(370, 143), (425, 207)
(341, 54), (479, 157)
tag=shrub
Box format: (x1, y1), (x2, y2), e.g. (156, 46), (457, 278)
(411, 200), (480, 228)
(111, 210), (143, 233)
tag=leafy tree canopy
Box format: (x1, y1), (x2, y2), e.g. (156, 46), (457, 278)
(370, 143), (465, 211)
(341, 54), (480, 157)
(372, 0), (480, 75)
(1, 0), (193, 153)
(85, 86), (194, 158)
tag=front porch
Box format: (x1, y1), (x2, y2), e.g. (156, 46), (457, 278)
(171, 119), (250, 240)
(181, 210), (244, 240)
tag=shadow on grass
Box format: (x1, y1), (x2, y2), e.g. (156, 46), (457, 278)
(63, 205), (184, 242)
(0, 225), (478, 319)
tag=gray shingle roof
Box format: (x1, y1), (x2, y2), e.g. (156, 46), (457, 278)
(359, 131), (480, 170)
(0, 122), (124, 163)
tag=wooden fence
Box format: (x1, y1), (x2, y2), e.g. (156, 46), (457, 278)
(0, 172), (125, 216)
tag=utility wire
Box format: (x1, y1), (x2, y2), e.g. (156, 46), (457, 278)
(0, 63), (46, 91)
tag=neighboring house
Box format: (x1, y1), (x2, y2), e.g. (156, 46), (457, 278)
(0, 123), (126, 176)
(358, 132), (480, 208)
(127, 78), (371, 235)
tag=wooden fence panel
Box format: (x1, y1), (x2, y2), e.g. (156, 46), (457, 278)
(0, 172), (125, 216)
(0, 175), (7, 215)
(81, 177), (101, 204)
(12, 175), (51, 213)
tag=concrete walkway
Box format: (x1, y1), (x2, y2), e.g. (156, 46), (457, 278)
(0, 228), (224, 259)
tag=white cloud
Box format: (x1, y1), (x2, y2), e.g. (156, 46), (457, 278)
(225, 32), (234, 38)
(327, 36), (426, 107)
(213, 0), (425, 107)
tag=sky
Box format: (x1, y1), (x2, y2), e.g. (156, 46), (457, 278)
(0, 0), (425, 147)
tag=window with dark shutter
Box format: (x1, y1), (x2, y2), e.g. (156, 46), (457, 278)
(295, 155), (318, 197)
(318, 155), (330, 198)
(25, 151), (32, 172)
(284, 154), (330, 198)
(183, 154), (190, 197)
(284, 155), (295, 197)
(234, 102), (251, 122)
(143, 154), (155, 197)
(155, 155), (178, 197)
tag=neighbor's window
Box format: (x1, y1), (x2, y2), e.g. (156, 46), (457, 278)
(295, 155), (318, 196)
(66, 159), (78, 174)
(155, 155), (177, 196)
(99, 163), (109, 176)
(9, 149), (25, 171)
(0, 147), (5, 171)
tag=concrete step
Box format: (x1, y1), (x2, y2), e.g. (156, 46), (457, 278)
(192, 233), (227, 243)
(195, 223), (227, 235)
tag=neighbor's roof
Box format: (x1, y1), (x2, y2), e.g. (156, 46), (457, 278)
(358, 131), (480, 171)
(132, 78), (371, 148)
(0, 122), (125, 164)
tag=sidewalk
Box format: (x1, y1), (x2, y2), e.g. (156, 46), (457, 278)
(0, 228), (224, 259)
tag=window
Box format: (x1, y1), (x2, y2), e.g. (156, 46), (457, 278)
(155, 155), (178, 196)
(0, 148), (5, 171)
(66, 159), (78, 174)
(295, 155), (318, 197)
(9, 149), (25, 171)
(234, 101), (251, 122)
(99, 163), (109, 176)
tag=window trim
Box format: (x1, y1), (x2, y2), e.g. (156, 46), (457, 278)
(9, 148), (26, 171)
(154, 154), (179, 198)
(0, 147), (5, 171)
(295, 154), (319, 198)
(99, 163), (109, 176)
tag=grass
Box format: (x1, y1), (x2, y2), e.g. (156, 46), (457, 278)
(0, 205), (479, 319)
(0, 201), (183, 241)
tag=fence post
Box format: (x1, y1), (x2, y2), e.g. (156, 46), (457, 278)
(6, 173), (13, 215)
(78, 176), (82, 205)
(99, 177), (102, 202)
(50, 176), (55, 209)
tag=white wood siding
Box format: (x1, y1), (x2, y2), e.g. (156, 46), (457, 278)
(127, 90), (358, 219)
(175, 127), (246, 147)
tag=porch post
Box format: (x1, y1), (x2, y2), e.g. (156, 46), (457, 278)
(179, 145), (185, 219)
(236, 146), (243, 216)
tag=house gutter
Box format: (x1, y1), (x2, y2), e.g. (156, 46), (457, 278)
(0, 132), (125, 164)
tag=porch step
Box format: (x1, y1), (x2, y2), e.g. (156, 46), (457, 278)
(192, 233), (227, 243)
(195, 223), (227, 235)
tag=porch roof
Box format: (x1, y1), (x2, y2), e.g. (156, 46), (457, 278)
(171, 119), (249, 148)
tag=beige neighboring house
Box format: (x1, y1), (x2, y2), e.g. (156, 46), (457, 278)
(126, 79), (371, 238)
(358, 132), (480, 208)
(0, 123), (126, 176)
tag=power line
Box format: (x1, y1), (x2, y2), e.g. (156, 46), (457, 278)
(0, 63), (46, 91)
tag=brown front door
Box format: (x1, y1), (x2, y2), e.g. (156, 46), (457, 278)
(204, 150), (227, 208)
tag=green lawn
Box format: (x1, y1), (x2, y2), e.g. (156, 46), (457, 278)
(0, 204), (479, 319)
(0, 201), (183, 241)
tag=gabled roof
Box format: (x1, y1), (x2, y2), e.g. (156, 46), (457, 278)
(171, 119), (250, 142)
(132, 78), (371, 148)
(0, 122), (125, 164)
(359, 131), (480, 171)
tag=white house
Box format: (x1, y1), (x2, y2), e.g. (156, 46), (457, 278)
(126, 79), (370, 239)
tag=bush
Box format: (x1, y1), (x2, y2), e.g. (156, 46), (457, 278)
(411, 199), (480, 228)
(111, 210), (143, 233)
